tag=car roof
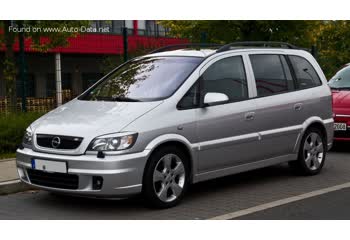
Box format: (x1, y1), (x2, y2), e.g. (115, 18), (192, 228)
(143, 47), (309, 59)
(144, 49), (216, 58)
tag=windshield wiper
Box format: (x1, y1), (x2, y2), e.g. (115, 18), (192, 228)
(90, 96), (142, 102)
(111, 96), (142, 102)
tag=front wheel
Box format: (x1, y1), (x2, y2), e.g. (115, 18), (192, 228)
(142, 146), (190, 208)
(289, 127), (326, 175)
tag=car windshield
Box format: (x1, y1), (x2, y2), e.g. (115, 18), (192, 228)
(79, 56), (202, 102)
(328, 65), (350, 90)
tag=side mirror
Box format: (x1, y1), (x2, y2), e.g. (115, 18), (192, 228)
(203, 92), (229, 106)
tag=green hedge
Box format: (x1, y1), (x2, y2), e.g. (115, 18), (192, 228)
(0, 112), (43, 154)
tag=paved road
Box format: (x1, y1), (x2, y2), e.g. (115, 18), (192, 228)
(237, 187), (350, 220)
(0, 145), (350, 219)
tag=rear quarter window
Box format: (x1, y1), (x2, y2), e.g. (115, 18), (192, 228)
(289, 55), (322, 89)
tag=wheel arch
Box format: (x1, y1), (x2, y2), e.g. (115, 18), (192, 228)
(294, 117), (328, 153)
(143, 134), (196, 184)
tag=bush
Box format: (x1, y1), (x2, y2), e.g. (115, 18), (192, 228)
(0, 112), (43, 154)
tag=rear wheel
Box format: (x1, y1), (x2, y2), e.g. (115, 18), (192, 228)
(142, 146), (190, 208)
(289, 127), (326, 175)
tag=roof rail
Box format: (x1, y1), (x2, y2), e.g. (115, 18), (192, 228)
(216, 41), (299, 53)
(150, 43), (223, 54)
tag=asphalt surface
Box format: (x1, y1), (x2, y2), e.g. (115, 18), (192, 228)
(1, 144), (350, 220)
(237, 187), (350, 220)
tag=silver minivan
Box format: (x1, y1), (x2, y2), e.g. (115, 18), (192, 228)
(16, 42), (334, 208)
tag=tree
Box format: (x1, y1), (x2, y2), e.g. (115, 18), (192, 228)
(0, 20), (89, 111)
(316, 21), (350, 78)
(159, 20), (319, 47)
(159, 20), (350, 78)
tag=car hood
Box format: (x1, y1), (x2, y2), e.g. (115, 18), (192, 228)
(31, 99), (162, 139)
(332, 90), (350, 111)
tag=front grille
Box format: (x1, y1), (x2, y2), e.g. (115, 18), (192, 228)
(27, 169), (79, 190)
(36, 134), (83, 150)
(334, 129), (350, 139)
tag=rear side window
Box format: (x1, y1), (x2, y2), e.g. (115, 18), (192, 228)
(289, 55), (322, 89)
(201, 56), (248, 103)
(250, 54), (294, 97)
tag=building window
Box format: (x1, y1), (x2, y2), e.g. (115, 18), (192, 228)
(82, 73), (104, 91)
(16, 74), (36, 97)
(46, 73), (72, 97)
(146, 20), (157, 36)
(111, 20), (125, 34)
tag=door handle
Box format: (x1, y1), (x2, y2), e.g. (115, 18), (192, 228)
(294, 103), (303, 111)
(245, 112), (255, 121)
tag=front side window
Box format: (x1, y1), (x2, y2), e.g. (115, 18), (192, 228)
(201, 56), (248, 103)
(328, 65), (350, 90)
(79, 56), (202, 102)
(250, 54), (294, 97)
(177, 82), (200, 110)
(289, 55), (322, 89)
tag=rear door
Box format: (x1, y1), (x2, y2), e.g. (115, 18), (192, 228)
(247, 53), (301, 160)
(288, 55), (325, 122)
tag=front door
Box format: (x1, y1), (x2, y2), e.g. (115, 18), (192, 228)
(196, 55), (259, 173)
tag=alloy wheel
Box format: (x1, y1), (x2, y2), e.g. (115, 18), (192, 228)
(153, 154), (186, 203)
(303, 132), (324, 171)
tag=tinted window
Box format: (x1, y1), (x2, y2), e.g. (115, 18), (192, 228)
(328, 65), (350, 90)
(47, 73), (72, 97)
(289, 55), (322, 89)
(177, 82), (200, 109)
(202, 56), (248, 103)
(250, 54), (294, 97)
(16, 74), (36, 97)
(79, 57), (202, 102)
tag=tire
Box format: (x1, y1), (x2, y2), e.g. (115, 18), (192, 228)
(289, 127), (327, 175)
(142, 145), (190, 208)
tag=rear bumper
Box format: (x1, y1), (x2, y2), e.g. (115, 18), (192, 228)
(16, 148), (150, 198)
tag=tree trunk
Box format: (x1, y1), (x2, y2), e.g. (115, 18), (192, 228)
(3, 20), (17, 112)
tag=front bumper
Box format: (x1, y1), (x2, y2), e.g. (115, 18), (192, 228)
(16, 148), (150, 197)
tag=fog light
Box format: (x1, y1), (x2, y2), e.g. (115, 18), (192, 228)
(92, 176), (103, 190)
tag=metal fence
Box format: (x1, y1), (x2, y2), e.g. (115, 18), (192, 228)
(0, 90), (72, 113)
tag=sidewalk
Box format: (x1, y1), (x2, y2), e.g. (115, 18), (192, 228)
(0, 158), (33, 195)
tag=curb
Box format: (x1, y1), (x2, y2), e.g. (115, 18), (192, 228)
(0, 158), (16, 162)
(0, 179), (34, 195)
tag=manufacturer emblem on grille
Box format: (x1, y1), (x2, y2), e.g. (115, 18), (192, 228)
(51, 136), (61, 148)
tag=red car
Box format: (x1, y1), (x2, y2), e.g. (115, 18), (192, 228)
(329, 63), (350, 141)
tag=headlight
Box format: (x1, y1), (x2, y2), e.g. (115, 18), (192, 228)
(88, 133), (138, 151)
(22, 127), (33, 147)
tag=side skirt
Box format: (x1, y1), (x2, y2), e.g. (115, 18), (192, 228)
(192, 154), (297, 184)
